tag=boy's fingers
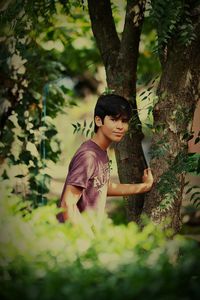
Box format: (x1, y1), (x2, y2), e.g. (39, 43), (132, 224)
(144, 168), (152, 176)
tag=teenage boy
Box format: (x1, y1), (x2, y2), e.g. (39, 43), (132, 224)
(57, 94), (153, 235)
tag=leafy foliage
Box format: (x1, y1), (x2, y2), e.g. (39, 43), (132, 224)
(150, 135), (200, 210)
(185, 179), (200, 208)
(72, 120), (94, 137)
(0, 187), (200, 300)
(0, 1), (66, 203)
(0, 0), (100, 205)
(149, 0), (196, 54)
(135, 77), (200, 211)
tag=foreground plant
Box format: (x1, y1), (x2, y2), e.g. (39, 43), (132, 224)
(0, 187), (199, 299)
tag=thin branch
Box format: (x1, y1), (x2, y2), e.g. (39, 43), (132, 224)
(111, 0), (146, 98)
(120, 0), (146, 66)
(87, 0), (120, 69)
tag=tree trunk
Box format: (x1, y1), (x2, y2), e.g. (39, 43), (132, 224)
(143, 12), (200, 232)
(88, 0), (147, 221)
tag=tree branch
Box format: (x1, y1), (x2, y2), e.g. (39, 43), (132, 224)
(121, 0), (146, 54)
(87, 0), (120, 69)
(120, 0), (146, 69)
(116, 0), (146, 97)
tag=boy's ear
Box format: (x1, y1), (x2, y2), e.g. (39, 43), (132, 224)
(94, 116), (102, 128)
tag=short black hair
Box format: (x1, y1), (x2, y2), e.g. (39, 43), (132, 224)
(94, 94), (132, 133)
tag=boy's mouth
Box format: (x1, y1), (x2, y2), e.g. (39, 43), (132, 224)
(113, 132), (124, 137)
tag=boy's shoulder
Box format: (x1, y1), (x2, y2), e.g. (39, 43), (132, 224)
(77, 139), (104, 153)
(73, 139), (107, 161)
(75, 139), (95, 153)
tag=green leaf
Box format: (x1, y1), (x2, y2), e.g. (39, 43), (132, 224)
(6, 119), (15, 129)
(193, 197), (200, 206)
(81, 127), (85, 134)
(86, 129), (90, 137)
(1, 170), (9, 180)
(147, 86), (153, 92)
(184, 181), (189, 187)
(190, 192), (200, 201)
(15, 174), (25, 178)
(186, 185), (199, 194)
(45, 129), (57, 138)
(139, 91), (146, 97)
(89, 121), (93, 128)
(141, 96), (148, 101)
(19, 150), (32, 165)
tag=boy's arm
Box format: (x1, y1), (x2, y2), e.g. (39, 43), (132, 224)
(60, 185), (82, 222)
(107, 168), (153, 196)
(60, 185), (94, 237)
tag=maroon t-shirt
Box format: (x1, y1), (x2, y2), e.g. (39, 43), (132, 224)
(58, 140), (110, 223)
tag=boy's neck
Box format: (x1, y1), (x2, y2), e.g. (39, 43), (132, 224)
(91, 132), (111, 151)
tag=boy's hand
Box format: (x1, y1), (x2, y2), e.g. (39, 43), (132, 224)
(142, 168), (154, 191)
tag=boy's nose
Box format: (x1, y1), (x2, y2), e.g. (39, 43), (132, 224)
(116, 120), (123, 129)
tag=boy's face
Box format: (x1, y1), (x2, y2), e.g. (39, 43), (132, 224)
(95, 115), (129, 142)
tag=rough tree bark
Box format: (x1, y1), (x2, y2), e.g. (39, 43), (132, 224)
(143, 5), (200, 232)
(87, 0), (147, 222)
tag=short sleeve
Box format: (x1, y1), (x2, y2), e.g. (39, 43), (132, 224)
(66, 151), (96, 189)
